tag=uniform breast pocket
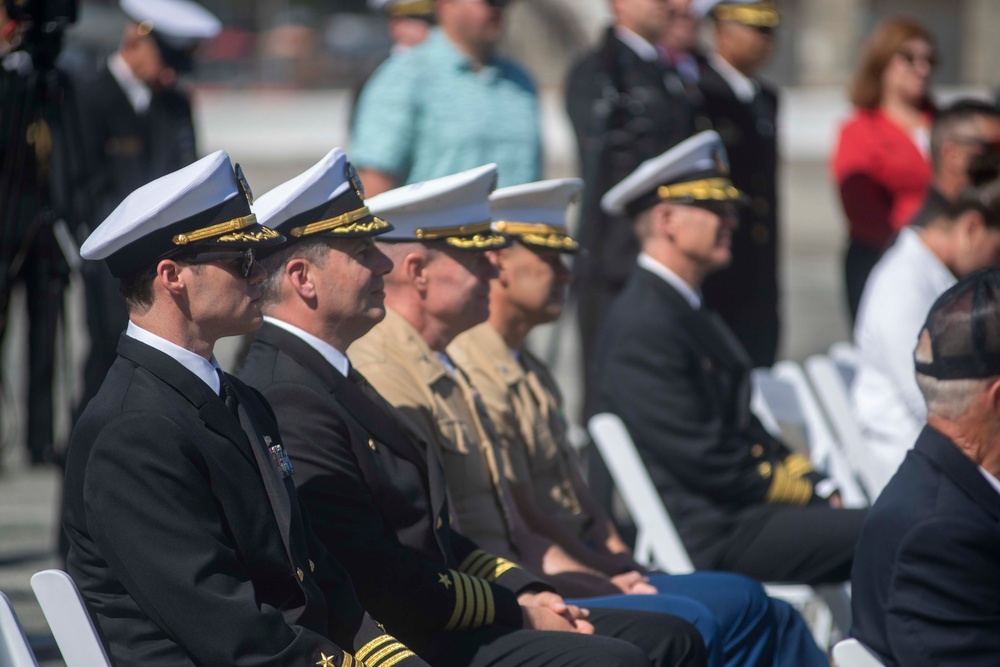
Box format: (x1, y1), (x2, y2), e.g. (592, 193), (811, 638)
(436, 417), (495, 505)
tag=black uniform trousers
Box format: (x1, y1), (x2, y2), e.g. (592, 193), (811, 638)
(239, 323), (707, 667)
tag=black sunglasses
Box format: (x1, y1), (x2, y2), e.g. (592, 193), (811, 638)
(181, 247), (256, 278)
(483, 0), (510, 7)
(896, 50), (937, 70)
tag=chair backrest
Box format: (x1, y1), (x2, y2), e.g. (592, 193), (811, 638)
(805, 354), (879, 503)
(0, 593), (38, 667)
(767, 361), (869, 508)
(588, 413), (695, 574)
(30, 570), (112, 667)
(832, 638), (886, 667)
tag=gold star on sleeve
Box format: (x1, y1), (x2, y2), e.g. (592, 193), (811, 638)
(438, 573), (452, 589)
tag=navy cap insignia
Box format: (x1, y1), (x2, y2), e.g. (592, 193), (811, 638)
(347, 162), (365, 201)
(235, 163), (254, 206)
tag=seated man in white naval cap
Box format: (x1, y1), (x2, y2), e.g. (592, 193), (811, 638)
(449, 178), (829, 667)
(594, 131), (868, 585)
(63, 151), (428, 667)
(238, 151), (689, 667)
(349, 165), (709, 667)
(75, 0), (224, 450)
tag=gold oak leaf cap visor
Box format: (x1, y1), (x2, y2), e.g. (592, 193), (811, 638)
(691, 0), (780, 28)
(490, 178), (582, 254)
(80, 150), (284, 278)
(252, 148), (393, 252)
(600, 130), (745, 218)
(367, 163), (510, 251)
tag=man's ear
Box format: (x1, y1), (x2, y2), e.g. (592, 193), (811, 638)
(403, 249), (430, 292)
(487, 249), (508, 286)
(286, 258), (316, 299)
(653, 202), (676, 241)
(156, 259), (186, 297)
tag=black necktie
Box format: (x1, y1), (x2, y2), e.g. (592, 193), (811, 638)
(217, 368), (239, 417)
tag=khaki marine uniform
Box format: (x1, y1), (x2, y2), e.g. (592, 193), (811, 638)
(349, 309), (518, 559)
(449, 323), (590, 539)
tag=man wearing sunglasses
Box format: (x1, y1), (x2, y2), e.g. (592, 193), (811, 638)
(352, 0), (541, 197)
(595, 132), (868, 586)
(690, 0), (781, 370)
(63, 151), (428, 667)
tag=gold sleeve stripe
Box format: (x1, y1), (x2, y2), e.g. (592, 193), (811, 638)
(765, 464), (813, 505)
(379, 650), (417, 667)
(472, 576), (489, 628)
(444, 571), (466, 631)
(483, 580), (496, 625)
(460, 574), (481, 629)
(460, 550), (521, 582)
(356, 635), (395, 662)
(456, 573), (476, 629)
(342, 655), (353, 667)
(783, 453), (814, 476)
(458, 550), (493, 575)
(365, 642), (408, 667)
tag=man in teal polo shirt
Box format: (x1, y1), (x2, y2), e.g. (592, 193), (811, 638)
(352, 0), (541, 196)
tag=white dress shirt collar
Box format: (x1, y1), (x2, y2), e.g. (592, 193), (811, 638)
(614, 26), (660, 63)
(637, 252), (702, 309)
(263, 316), (350, 378)
(978, 466), (1000, 497)
(710, 53), (758, 103)
(108, 52), (152, 114)
(125, 321), (223, 393)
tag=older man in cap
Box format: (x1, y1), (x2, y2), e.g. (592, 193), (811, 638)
(74, 0), (223, 440)
(851, 267), (1000, 667)
(63, 151), (426, 667)
(594, 131), (867, 585)
(691, 0), (781, 368)
(349, 165), (709, 666)
(449, 178), (829, 667)
(238, 151), (696, 667)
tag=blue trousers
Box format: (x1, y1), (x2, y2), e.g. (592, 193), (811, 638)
(568, 572), (827, 667)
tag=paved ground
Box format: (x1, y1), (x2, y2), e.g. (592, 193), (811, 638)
(0, 82), (853, 661)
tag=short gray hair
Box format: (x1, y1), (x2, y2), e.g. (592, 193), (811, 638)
(258, 239), (331, 308)
(914, 331), (997, 419)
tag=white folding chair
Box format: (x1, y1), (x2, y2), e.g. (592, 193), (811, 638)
(588, 413), (847, 648)
(30, 570), (112, 667)
(832, 638), (886, 667)
(762, 361), (869, 509)
(804, 354), (880, 503)
(0, 592), (38, 667)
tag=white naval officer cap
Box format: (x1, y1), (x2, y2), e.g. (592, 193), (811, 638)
(367, 0), (436, 17)
(252, 148), (393, 245)
(601, 130), (744, 218)
(490, 178), (582, 254)
(690, 0), (780, 27)
(120, 0), (222, 72)
(81, 150), (283, 278)
(367, 164), (509, 251)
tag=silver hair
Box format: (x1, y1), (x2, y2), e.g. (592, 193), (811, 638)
(914, 333), (997, 419)
(258, 239), (332, 308)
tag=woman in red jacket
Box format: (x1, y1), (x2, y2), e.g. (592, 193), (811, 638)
(832, 17), (935, 323)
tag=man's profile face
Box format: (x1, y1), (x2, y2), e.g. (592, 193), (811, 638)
(495, 242), (571, 326)
(947, 115), (1000, 187)
(182, 252), (267, 339)
(424, 244), (498, 333)
(315, 237), (394, 338)
(717, 20), (774, 72)
(667, 202), (737, 273)
(127, 28), (178, 90)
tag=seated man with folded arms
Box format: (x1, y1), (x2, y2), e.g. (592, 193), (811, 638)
(239, 154), (705, 667)
(595, 131), (868, 585)
(449, 177), (829, 667)
(851, 268), (1000, 667)
(64, 152), (425, 667)
(853, 126), (1000, 497)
